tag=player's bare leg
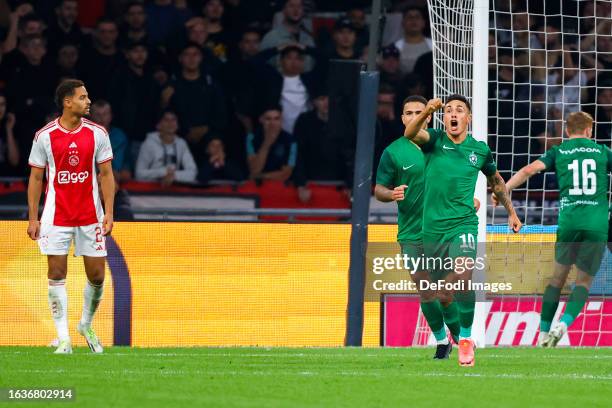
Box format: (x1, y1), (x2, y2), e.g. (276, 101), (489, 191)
(540, 262), (571, 347)
(48, 255), (72, 354)
(444, 260), (475, 366)
(412, 270), (452, 359)
(77, 256), (105, 353)
(547, 269), (593, 347)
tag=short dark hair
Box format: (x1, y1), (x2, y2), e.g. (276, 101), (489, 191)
(403, 6), (425, 19)
(260, 105), (282, 116)
(55, 79), (84, 110)
(125, 1), (145, 12)
(402, 95), (427, 108)
(96, 17), (117, 28)
(158, 109), (178, 123)
(446, 94), (471, 112)
(181, 42), (203, 55)
(18, 14), (43, 31)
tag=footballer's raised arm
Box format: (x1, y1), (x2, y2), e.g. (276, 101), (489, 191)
(403, 98), (443, 145)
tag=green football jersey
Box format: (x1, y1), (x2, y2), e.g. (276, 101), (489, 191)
(538, 138), (612, 233)
(376, 137), (425, 242)
(421, 128), (497, 233)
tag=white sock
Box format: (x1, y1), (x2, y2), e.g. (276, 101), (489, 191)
(80, 280), (103, 329)
(436, 337), (450, 345)
(48, 279), (69, 341)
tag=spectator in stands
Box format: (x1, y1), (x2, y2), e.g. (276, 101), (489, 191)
(0, 93), (21, 176)
(17, 11), (44, 37)
(146, 0), (192, 47)
(293, 88), (343, 202)
(78, 18), (123, 100)
(0, 5), (37, 81)
(180, 18), (224, 79)
(90, 100), (131, 180)
(197, 136), (244, 184)
(45, 0), (84, 53)
(548, 49), (587, 114)
(254, 45), (316, 134)
(224, 28), (262, 130)
(413, 50), (433, 99)
(200, 0), (231, 62)
(347, 7), (369, 53)
(379, 45), (402, 89)
(0, 3), (34, 56)
(396, 73), (428, 113)
(394, 7), (432, 75)
(109, 40), (160, 148)
(162, 43), (227, 164)
(135, 110), (198, 185)
(374, 84), (402, 172)
(247, 107), (296, 181)
(5, 34), (57, 118)
(260, 0), (316, 71)
(119, 2), (149, 47)
(56, 43), (79, 79)
(326, 17), (358, 61)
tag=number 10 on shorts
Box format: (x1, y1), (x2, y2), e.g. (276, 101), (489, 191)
(459, 233), (476, 250)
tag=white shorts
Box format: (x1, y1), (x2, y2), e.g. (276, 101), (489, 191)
(38, 223), (107, 257)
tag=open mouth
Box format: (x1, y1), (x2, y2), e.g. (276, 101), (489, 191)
(450, 119), (458, 127)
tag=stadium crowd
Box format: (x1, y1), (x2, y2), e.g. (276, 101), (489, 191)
(0, 0), (609, 198)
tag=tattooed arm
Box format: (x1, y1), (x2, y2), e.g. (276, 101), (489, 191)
(487, 171), (522, 233)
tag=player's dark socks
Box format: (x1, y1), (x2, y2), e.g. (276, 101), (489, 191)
(455, 290), (475, 330)
(441, 302), (460, 342)
(433, 342), (452, 359)
(420, 300), (445, 340)
(560, 285), (589, 327)
(541, 285), (561, 332)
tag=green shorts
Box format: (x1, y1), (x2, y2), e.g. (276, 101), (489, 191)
(555, 228), (607, 276)
(423, 226), (478, 280)
(399, 240), (424, 259)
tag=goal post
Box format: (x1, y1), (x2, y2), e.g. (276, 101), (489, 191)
(426, 0), (490, 347)
(420, 0), (612, 347)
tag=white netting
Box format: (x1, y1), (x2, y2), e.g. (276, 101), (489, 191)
(488, 0), (611, 225)
(427, 0), (476, 129)
(422, 0), (612, 346)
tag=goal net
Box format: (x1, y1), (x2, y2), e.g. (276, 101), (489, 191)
(419, 0), (612, 346)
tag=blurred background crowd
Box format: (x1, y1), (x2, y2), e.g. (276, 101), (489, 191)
(0, 0), (609, 197)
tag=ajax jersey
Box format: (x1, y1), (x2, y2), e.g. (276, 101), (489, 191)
(28, 118), (113, 227)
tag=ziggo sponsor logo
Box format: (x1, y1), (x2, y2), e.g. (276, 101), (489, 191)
(57, 170), (89, 184)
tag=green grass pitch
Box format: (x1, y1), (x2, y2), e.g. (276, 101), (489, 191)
(1, 347), (611, 407)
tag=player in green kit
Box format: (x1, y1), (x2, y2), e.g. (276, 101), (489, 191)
(376, 95), (456, 359)
(493, 111), (611, 347)
(404, 95), (522, 366)
(376, 95), (481, 360)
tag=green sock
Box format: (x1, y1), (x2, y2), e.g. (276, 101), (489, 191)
(441, 302), (460, 339)
(541, 285), (561, 332)
(455, 290), (475, 337)
(420, 300), (446, 341)
(560, 285), (589, 328)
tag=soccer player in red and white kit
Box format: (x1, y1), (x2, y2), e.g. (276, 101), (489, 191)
(27, 79), (115, 354)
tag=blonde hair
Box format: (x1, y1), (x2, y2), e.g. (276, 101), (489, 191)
(566, 111), (594, 135)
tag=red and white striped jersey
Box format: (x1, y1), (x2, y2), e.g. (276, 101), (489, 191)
(28, 118), (113, 227)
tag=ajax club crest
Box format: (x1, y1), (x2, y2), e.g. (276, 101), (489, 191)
(469, 151), (478, 166)
(68, 141), (79, 166)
